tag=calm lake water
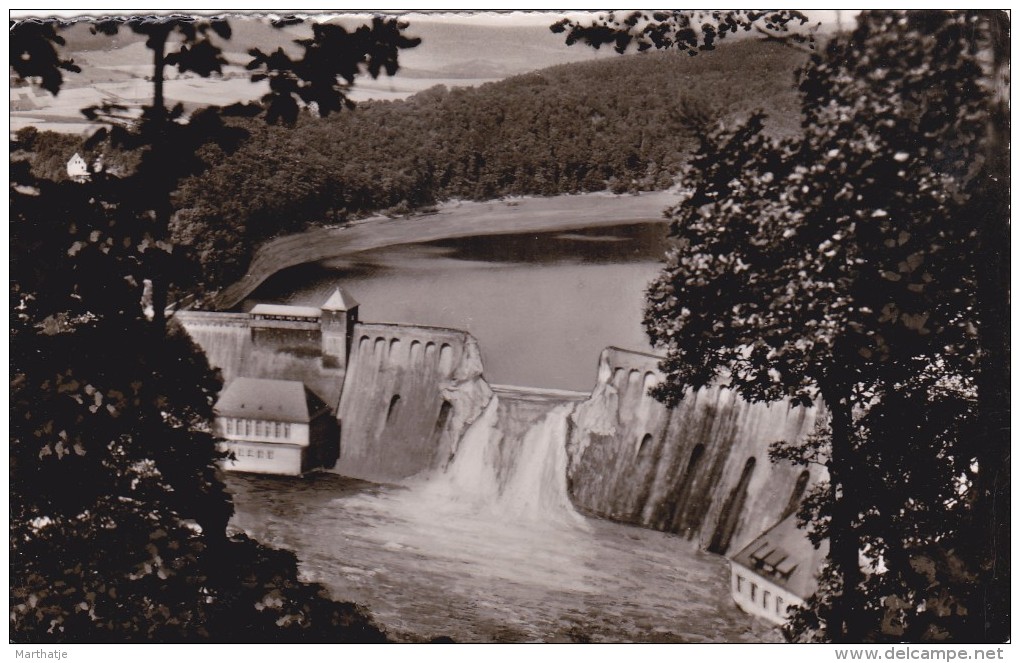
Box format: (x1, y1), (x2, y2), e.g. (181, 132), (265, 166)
(247, 222), (669, 391)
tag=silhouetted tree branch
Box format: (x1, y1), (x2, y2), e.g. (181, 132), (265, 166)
(551, 10), (815, 55)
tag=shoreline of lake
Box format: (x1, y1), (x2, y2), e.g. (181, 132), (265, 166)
(212, 190), (677, 310)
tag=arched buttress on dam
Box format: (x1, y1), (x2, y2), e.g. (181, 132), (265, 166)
(708, 457), (757, 554)
(784, 470), (811, 520)
(565, 347), (822, 556)
(336, 322), (492, 482)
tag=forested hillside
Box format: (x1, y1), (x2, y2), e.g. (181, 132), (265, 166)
(17, 39), (806, 291)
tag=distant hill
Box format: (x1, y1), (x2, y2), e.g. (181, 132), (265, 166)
(29, 15), (614, 95)
(54, 14), (307, 56)
(41, 18), (308, 86)
(17, 36), (808, 291)
(167, 37), (808, 288)
(387, 19), (617, 78)
(57, 20), (145, 52)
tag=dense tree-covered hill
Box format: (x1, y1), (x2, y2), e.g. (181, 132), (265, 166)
(16, 38), (807, 290)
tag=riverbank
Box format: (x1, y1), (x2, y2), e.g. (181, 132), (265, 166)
(211, 190), (676, 310)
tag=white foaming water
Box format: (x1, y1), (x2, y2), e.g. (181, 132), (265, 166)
(413, 396), (588, 529)
(491, 402), (588, 527)
(332, 394), (596, 596)
(228, 393), (765, 642)
(422, 396), (504, 505)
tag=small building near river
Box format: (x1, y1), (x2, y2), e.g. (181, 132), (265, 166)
(214, 376), (339, 476)
(729, 513), (828, 625)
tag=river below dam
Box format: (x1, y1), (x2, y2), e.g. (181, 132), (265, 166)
(226, 395), (776, 643)
(228, 473), (766, 643)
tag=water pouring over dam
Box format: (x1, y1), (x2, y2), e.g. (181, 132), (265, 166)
(416, 394), (589, 529)
(324, 325), (821, 558)
(225, 378), (786, 642)
(179, 260), (822, 640)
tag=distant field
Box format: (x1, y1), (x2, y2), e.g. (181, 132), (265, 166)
(211, 190), (676, 310)
(12, 69), (504, 134)
(11, 72), (273, 134)
(11, 14), (612, 134)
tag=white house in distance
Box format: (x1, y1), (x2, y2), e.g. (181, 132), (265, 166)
(729, 513), (829, 625)
(66, 152), (89, 182)
(214, 377), (338, 476)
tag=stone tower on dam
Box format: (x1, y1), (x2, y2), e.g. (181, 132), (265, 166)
(319, 287), (359, 369)
(173, 287), (357, 409)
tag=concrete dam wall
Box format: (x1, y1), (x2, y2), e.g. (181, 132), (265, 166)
(333, 332), (820, 556)
(336, 322), (493, 482)
(566, 348), (821, 556)
(334, 318), (593, 484)
(179, 306), (821, 557)
(174, 310), (346, 410)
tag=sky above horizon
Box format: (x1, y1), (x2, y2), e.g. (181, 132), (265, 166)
(11, 9), (851, 26)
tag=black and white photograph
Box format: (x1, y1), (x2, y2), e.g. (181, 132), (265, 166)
(9, 8), (1011, 651)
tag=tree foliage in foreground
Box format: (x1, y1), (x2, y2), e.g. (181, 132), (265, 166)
(9, 19), (82, 94)
(615, 10), (1005, 641)
(10, 14), (419, 641)
(551, 9), (814, 55)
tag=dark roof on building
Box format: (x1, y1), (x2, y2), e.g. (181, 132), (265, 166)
(214, 377), (330, 423)
(730, 513), (829, 600)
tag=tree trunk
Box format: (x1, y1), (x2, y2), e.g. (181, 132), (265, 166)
(151, 28), (167, 123)
(151, 271), (167, 332)
(824, 383), (863, 642)
(973, 127), (1010, 643)
(971, 9), (1010, 643)
(148, 26), (170, 334)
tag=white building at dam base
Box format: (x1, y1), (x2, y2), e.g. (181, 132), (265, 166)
(214, 376), (338, 476)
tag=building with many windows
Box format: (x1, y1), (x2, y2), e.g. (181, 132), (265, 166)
(729, 513), (829, 625)
(214, 376), (339, 476)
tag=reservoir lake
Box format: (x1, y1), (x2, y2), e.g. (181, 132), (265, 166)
(246, 221), (669, 392)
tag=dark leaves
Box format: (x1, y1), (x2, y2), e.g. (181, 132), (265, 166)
(91, 19), (121, 36)
(10, 13), (415, 643)
(621, 9), (995, 642)
(10, 19), (81, 95)
(208, 19), (231, 40)
(552, 10), (814, 56)
(167, 39), (227, 77)
(249, 17), (420, 125)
